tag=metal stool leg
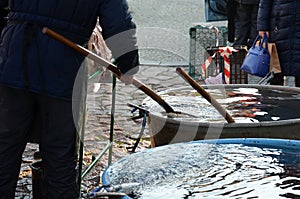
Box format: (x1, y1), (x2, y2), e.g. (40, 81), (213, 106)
(108, 75), (116, 165)
(77, 74), (117, 198)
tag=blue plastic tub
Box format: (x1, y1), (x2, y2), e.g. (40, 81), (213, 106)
(102, 138), (300, 198)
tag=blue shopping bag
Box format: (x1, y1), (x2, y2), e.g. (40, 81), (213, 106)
(241, 33), (270, 77)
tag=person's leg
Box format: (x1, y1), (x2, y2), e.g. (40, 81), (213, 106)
(295, 76), (300, 87)
(270, 73), (284, 85)
(0, 86), (35, 198)
(226, 0), (236, 44)
(234, 3), (252, 45)
(38, 96), (78, 198)
(248, 4), (259, 46)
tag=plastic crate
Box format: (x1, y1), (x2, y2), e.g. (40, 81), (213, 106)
(188, 24), (228, 78)
(204, 46), (248, 84)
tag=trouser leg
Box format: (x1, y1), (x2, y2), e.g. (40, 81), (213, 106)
(38, 96), (78, 199)
(226, 0), (236, 43)
(270, 73), (284, 86)
(295, 76), (300, 87)
(234, 4), (258, 46)
(248, 5), (259, 45)
(0, 86), (35, 199)
(234, 4), (250, 45)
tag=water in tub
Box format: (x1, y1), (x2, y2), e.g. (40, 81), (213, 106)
(142, 86), (300, 123)
(105, 141), (300, 198)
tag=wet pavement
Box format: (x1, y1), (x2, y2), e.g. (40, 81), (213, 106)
(18, 0), (296, 198)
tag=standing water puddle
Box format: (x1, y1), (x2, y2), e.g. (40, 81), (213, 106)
(142, 86), (300, 122)
(103, 140), (300, 198)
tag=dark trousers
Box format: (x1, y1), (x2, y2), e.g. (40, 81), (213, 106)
(0, 86), (78, 198)
(226, 0), (236, 43)
(270, 73), (300, 87)
(234, 3), (259, 46)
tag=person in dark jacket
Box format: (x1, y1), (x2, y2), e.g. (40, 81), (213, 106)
(0, 0), (139, 198)
(233, 0), (260, 46)
(257, 0), (300, 87)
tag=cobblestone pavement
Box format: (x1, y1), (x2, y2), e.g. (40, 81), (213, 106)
(82, 65), (190, 170)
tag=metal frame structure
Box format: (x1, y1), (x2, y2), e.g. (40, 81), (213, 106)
(77, 73), (117, 197)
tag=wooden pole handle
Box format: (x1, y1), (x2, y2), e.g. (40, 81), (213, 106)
(42, 27), (175, 113)
(176, 67), (235, 123)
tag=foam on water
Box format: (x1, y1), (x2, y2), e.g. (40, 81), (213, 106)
(104, 141), (300, 198)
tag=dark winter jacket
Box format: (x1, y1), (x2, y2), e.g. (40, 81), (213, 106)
(0, 0), (139, 99)
(257, 0), (300, 76)
(234, 0), (260, 5)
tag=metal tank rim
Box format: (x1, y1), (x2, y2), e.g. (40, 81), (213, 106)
(142, 84), (300, 146)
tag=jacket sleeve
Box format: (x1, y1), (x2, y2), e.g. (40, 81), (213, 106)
(257, 0), (273, 31)
(98, 0), (139, 75)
